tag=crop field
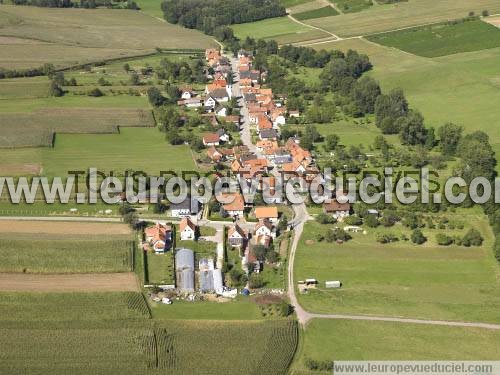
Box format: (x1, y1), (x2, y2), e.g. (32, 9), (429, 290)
(0, 236), (133, 274)
(231, 16), (330, 43)
(153, 319), (298, 374)
(306, 0), (500, 37)
(367, 19), (500, 57)
(293, 319), (500, 371)
(288, 0), (328, 14)
(294, 6), (339, 21)
(0, 272), (139, 292)
(294, 211), (500, 323)
(0, 292), (151, 321)
(0, 5), (214, 68)
(0, 76), (49, 99)
(0, 291), (298, 375)
(315, 38), (500, 171)
(0, 107), (154, 147)
(331, 0), (372, 14)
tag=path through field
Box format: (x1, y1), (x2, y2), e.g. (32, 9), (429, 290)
(287, 13), (341, 40)
(0, 272), (140, 292)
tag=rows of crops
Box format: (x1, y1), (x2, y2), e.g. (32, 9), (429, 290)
(0, 238), (133, 273)
(0, 292), (150, 322)
(151, 320), (299, 374)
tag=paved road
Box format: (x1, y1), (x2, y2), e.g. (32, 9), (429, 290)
(230, 55), (256, 154)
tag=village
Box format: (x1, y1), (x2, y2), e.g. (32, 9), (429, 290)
(142, 46), (350, 303)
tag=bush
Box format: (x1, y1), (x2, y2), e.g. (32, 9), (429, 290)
(326, 228), (351, 243)
(344, 215), (363, 226)
(88, 88), (104, 97)
(461, 229), (483, 247)
(376, 233), (399, 244)
(411, 229), (426, 245)
(436, 233), (453, 246)
(316, 213), (336, 224)
(248, 274), (264, 289)
(364, 214), (379, 228)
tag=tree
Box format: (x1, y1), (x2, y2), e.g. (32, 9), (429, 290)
(48, 80), (63, 97)
(147, 87), (165, 107)
(438, 123), (463, 156)
(364, 214), (379, 228)
(277, 215), (288, 232)
(411, 229), (426, 244)
(326, 228), (351, 242)
(461, 229), (483, 247)
(252, 245), (267, 262)
(324, 134), (340, 151)
(123, 63), (130, 72)
(374, 88), (408, 133)
(129, 72), (140, 85)
(398, 110), (427, 145)
(351, 76), (381, 114)
(457, 131), (496, 180)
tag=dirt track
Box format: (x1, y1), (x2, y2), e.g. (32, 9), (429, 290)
(0, 220), (130, 235)
(0, 272), (139, 292)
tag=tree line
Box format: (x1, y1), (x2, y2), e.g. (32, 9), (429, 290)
(161, 0), (286, 35)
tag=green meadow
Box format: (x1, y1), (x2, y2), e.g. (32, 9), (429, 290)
(293, 319), (500, 372)
(367, 20), (500, 57)
(315, 38), (500, 171)
(307, 0), (500, 37)
(294, 6), (339, 21)
(231, 16), (329, 44)
(294, 211), (500, 323)
(42, 128), (196, 176)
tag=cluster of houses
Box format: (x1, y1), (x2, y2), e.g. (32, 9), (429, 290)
(142, 47), (355, 296)
(177, 48), (240, 148)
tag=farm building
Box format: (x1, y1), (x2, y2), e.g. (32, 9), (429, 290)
(175, 248), (195, 292)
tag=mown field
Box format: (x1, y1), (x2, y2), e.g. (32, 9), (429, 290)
(0, 235), (133, 273)
(293, 319), (500, 372)
(294, 210), (500, 323)
(0, 5), (214, 68)
(315, 38), (500, 171)
(0, 292), (298, 375)
(0, 108), (154, 147)
(332, 0), (372, 14)
(367, 19), (500, 57)
(294, 6), (339, 21)
(231, 16), (330, 44)
(306, 0), (500, 37)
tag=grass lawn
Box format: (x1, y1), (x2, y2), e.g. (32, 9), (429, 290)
(231, 16), (329, 43)
(317, 38), (500, 172)
(367, 20), (500, 57)
(331, 0), (372, 14)
(294, 6), (339, 21)
(294, 211), (500, 323)
(293, 319), (500, 371)
(150, 297), (263, 320)
(146, 251), (174, 284)
(135, 0), (164, 18)
(307, 0), (500, 37)
(41, 127), (196, 176)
